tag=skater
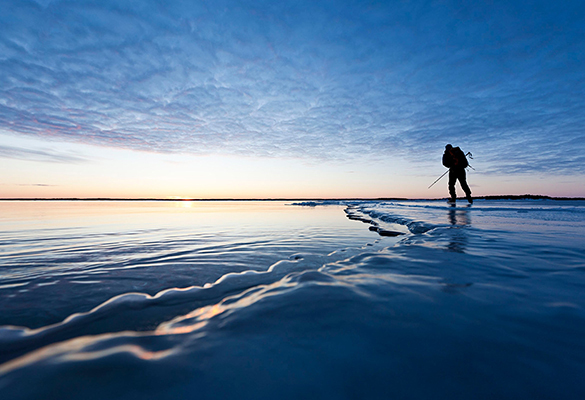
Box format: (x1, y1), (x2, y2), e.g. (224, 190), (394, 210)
(442, 144), (472, 204)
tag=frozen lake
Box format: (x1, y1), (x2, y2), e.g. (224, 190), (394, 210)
(1, 199), (584, 399)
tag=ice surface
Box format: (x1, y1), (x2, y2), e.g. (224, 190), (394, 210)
(1, 200), (584, 399)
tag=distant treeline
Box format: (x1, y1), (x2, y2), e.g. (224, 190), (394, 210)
(474, 195), (585, 201)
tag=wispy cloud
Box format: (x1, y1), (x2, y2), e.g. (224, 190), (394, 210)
(14, 183), (57, 187)
(0, 144), (88, 163)
(0, 183), (57, 187)
(1, 0), (584, 174)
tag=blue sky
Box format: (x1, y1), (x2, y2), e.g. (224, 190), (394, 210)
(1, 0), (584, 198)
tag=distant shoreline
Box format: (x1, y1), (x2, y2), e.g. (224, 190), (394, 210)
(1, 195), (584, 201)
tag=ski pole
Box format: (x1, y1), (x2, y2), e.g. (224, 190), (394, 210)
(428, 170), (449, 189)
(465, 152), (475, 170)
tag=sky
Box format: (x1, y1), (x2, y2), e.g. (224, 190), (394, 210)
(1, 0), (584, 199)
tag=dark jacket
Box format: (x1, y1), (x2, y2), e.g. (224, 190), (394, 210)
(442, 147), (468, 169)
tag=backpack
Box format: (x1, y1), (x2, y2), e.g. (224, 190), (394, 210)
(453, 147), (468, 168)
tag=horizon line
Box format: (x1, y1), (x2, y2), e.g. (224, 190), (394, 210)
(1, 195), (584, 201)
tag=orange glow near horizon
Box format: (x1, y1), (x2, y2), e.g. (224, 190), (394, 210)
(2, 134), (584, 199)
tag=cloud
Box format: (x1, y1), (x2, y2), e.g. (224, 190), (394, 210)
(0, 144), (88, 163)
(16, 183), (57, 186)
(0, 0), (584, 174)
(0, 183), (57, 187)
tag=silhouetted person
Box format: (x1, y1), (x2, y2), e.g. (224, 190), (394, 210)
(442, 144), (472, 204)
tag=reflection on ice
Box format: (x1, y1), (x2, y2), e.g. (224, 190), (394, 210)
(448, 206), (471, 226)
(447, 207), (470, 253)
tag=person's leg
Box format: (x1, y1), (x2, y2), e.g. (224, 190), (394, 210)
(448, 169), (457, 201)
(458, 169), (473, 203)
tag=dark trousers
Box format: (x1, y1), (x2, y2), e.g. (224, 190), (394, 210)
(448, 167), (471, 200)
